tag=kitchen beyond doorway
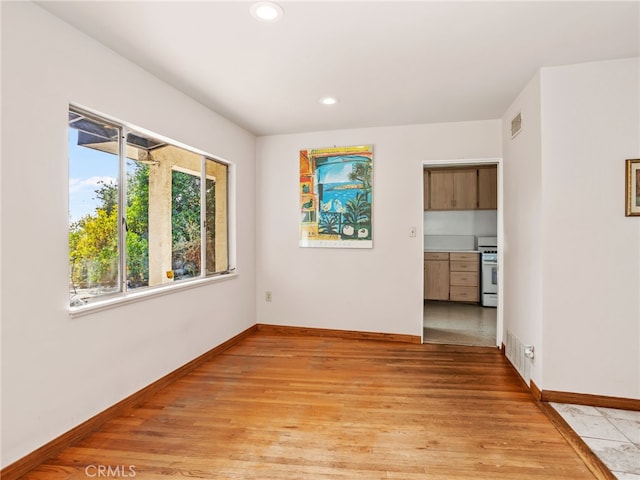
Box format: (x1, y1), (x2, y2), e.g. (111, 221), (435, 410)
(422, 159), (501, 348)
(423, 300), (497, 347)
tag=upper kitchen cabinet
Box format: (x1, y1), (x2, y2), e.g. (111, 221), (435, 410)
(478, 165), (498, 210)
(423, 165), (497, 211)
(426, 168), (478, 210)
(423, 170), (430, 210)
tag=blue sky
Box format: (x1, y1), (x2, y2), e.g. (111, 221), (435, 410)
(318, 162), (352, 185)
(68, 129), (118, 223)
(317, 156), (370, 185)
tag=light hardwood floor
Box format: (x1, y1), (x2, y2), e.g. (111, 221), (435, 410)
(22, 332), (597, 479)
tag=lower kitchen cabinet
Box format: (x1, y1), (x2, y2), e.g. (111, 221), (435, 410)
(424, 252), (479, 303)
(449, 286), (478, 302)
(424, 252), (449, 300)
(449, 252), (479, 302)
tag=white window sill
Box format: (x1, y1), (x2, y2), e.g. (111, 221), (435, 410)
(69, 272), (238, 318)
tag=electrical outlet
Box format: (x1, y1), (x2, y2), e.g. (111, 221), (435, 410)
(265, 291), (272, 302)
(524, 345), (535, 359)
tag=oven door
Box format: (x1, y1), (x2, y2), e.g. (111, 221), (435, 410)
(481, 253), (498, 307)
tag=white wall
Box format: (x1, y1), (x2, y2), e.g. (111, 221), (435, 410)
(501, 73), (544, 387)
(0, 2), (256, 467)
(502, 58), (640, 399)
(256, 121), (502, 336)
(423, 210), (498, 237)
(540, 58), (640, 398)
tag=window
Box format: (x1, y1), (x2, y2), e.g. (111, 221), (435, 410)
(69, 107), (230, 307)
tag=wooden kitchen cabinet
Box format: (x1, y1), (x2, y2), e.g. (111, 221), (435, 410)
(424, 252), (479, 303)
(449, 252), (479, 302)
(453, 169), (478, 209)
(425, 167), (479, 210)
(478, 165), (498, 209)
(424, 252), (449, 300)
(428, 170), (454, 210)
(423, 170), (430, 210)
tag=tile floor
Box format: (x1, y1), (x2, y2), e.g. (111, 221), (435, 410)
(423, 300), (497, 347)
(551, 403), (640, 479)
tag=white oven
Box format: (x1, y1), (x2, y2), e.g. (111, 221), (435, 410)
(478, 237), (498, 308)
(481, 252), (498, 307)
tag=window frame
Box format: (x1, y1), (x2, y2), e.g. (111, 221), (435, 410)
(68, 105), (235, 315)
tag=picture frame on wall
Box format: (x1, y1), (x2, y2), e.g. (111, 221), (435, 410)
(299, 145), (373, 248)
(625, 159), (640, 216)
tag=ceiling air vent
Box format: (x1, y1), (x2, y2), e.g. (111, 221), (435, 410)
(511, 112), (522, 139)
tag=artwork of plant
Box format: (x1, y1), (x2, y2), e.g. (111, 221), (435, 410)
(348, 162), (372, 189)
(319, 212), (340, 234)
(343, 192), (371, 226)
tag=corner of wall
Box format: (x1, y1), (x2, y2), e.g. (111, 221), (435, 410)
(500, 68), (544, 390)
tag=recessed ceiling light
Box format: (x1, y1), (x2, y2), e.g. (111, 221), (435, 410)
(250, 2), (284, 22)
(319, 96), (339, 106)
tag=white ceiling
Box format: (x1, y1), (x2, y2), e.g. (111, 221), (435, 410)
(39, 1), (639, 136)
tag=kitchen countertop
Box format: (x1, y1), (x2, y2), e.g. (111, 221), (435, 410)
(424, 249), (479, 253)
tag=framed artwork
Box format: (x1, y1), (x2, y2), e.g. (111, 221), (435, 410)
(626, 159), (640, 216)
(299, 145), (373, 248)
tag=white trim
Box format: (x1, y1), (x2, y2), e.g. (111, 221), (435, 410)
(118, 126), (127, 294)
(200, 155), (207, 276)
(69, 102), (235, 168)
(423, 158), (501, 168)
(69, 272), (239, 318)
(227, 162), (237, 271)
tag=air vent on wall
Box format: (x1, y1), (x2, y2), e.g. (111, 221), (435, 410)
(505, 330), (531, 384)
(511, 112), (522, 138)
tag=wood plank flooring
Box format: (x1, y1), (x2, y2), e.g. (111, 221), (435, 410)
(21, 332), (597, 479)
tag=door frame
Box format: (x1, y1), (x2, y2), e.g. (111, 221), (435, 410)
(421, 157), (503, 348)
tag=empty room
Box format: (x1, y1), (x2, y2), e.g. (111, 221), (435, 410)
(1, 1), (639, 479)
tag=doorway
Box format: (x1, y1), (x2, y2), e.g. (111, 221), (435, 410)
(421, 159), (503, 348)
(423, 301), (497, 347)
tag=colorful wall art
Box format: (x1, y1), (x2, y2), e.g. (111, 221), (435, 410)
(299, 145), (373, 248)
